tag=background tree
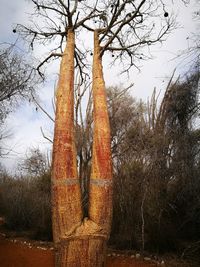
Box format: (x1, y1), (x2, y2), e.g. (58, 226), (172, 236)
(0, 44), (37, 156)
(0, 148), (52, 240)
(18, 147), (50, 177)
(162, 71), (200, 242)
(110, 70), (200, 257)
(0, 45), (36, 114)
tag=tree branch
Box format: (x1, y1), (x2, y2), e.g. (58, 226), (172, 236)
(31, 93), (55, 123)
(31, 0), (67, 16)
(36, 52), (63, 78)
(40, 127), (53, 143)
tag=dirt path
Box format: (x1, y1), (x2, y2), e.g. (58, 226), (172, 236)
(0, 234), (156, 267)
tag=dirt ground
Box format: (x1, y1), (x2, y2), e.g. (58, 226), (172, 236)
(0, 233), (158, 267)
(1, 232), (199, 267)
(0, 214), (198, 267)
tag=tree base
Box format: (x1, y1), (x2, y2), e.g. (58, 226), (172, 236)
(55, 237), (106, 267)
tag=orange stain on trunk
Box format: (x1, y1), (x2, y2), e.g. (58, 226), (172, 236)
(89, 30), (113, 237)
(51, 29), (82, 244)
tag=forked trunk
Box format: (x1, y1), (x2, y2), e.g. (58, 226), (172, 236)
(51, 29), (112, 267)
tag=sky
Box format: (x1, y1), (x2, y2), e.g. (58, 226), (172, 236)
(0, 0), (198, 172)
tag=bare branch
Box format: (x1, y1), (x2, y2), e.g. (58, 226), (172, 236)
(100, 0), (146, 55)
(71, 0), (78, 16)
(75, 1), (99, 30)
(16, 0), (177, 80)
(31, 0), (67, 16)
(31, 93), (55, 123)
(40, 127), (53, 143)
(57, 0), (69, 13)
(36, 52), (63, 78)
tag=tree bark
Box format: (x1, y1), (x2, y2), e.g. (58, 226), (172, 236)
(51, 29), (112, 267)
(88, 30), (113, 266)
(51, 29), (83, 266)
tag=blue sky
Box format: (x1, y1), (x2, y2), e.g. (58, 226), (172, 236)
(0, 0), (198, 171)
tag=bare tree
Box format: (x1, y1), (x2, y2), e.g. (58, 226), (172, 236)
(0, 45), (36, 109)
(18, 148), (50, 177)
(87, 4), (174, 261)
(0, 44), (37, 156)
(15, 1), (177, 266)
(0, 45), (36, 123)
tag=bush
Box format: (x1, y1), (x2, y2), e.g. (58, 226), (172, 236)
(0, 172), (52, 241)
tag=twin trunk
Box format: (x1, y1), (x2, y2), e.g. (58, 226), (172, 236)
(52, 29), (112, 267)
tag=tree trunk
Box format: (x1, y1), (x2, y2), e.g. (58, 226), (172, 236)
(88, 30), (113, 266)
(51, 29), (112, 267)
(51, 29), (83, 266)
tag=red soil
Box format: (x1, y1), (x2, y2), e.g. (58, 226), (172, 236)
(0, 234), (156, 267)
(0, 235), (54, 267)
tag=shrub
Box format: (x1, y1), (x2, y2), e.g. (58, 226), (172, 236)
(0, 172), (52, 240)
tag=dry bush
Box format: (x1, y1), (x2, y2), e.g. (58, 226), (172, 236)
(109, 72), (200, 256)
(0, 168), (52, 240)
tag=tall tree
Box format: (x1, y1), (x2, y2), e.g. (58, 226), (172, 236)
(0, 45), (37, 156)
(16, 1), (176, 266)
(86, 2), (174, 262)
(16, 2), (98, 266)
(51, 28), (84, 265)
